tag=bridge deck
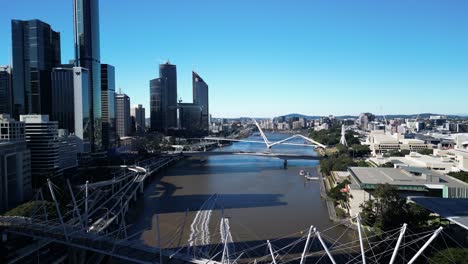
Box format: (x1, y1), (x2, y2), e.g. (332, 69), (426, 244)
(0, 217), (217, 264)
(164, 151), (323, 160)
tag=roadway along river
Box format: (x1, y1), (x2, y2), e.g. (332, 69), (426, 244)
(128, 133), (355, 259)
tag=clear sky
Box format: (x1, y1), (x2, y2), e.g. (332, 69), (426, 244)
(1, 0), (467, 118)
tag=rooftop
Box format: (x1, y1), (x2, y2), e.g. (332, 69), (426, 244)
(409, 197), (468, 230)
(348, 166), (467, 189)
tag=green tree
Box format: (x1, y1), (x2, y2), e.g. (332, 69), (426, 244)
(3, 200), (58, 219)
(429, 248), (468, 264)
(448, 171), (468, 184)
(350, 144), (371, 158)
(360, 184), (432, 232)
(381, 162), (394, 168)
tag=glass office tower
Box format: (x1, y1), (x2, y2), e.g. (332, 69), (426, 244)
(74, 0), (102, 150)
(159, 62), (177, 129)
(150, 77), (168, 133)
(101, 64), (116, 149)
(11, 19), (61, 119)
(192, 71), (209, 135)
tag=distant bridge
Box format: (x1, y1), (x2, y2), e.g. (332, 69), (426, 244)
(204, 119), (327, 149)
(164, 151), (323, 161)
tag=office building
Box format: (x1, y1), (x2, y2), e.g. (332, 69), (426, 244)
(0, 66), (12, 115)
(74, 0), (102, 151)
(0, 115), (33, 200)
(11, 19), (61, 118)
(0, 141), (32, 213)
(131, 104), (145, 134)
(57, 129), (78, 171)
(51, 67), (75, 131)
(347, 166), (468, 215)
(101, 64), (116, 149)
(178, 103), (202, 137)
(50, 67), (91, 153)
(115, 93), (131, 138)
(159, 62), (177, 129)
(20, 115), (59, 186)
(150, 77), (167, 132)
(192, 71), (209, 135)
(0, 114), (25, 141)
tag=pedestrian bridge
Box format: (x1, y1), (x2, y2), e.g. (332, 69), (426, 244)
(164, 151), (322, 161)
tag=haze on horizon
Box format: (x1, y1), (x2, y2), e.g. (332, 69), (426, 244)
(1, 0), (467, 118)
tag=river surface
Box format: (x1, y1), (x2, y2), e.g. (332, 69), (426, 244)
(128, 133), (355, 259)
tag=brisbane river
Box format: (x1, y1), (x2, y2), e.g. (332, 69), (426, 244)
(128, 133), (355, 258)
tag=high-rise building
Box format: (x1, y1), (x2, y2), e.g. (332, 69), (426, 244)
(115, 93), (131, 138)
(0, 141), (31, 213)
(51, 67), (75, 131)
(50, 67), (91, 153)
(11, 19), (61, 119)
(74, 0), (102, 151)
(73, 67), (92, 153)
(20, 115), (59, 187)
(178, 103), (202, 136)
(0, 66), (13, 115)
(159, 62), (177, 129)
(150, 77), (167, 133)
(192, 71), (209, 135)
(131, 104), (145, 134)
(101, 64), (116, 149)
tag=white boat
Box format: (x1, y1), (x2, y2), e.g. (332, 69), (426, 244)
(304, 172), (319, 180)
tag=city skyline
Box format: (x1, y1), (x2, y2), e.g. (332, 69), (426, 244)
(1, 0), (467, 118)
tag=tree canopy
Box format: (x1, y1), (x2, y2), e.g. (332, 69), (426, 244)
(360, 184), (433, 232)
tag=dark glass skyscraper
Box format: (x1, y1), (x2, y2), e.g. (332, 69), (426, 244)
(192, 71), (209, 135)
(11, 19), (61, 119)
(0, 66), (12, 115)
(74, 0), (102, 150)
(51, 67), (75, 131)
(159, 62), (177, 129)
(101, 64), (116, 149)
(150, 77), (167, 133)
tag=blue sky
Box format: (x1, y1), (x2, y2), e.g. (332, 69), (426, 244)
(1, 0), (467, 118)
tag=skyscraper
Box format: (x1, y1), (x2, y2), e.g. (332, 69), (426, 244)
(20, 115), (59, 187)
(74, 0), (102, 151)
(0, 66), (12, 115)
(50, 67), (91, 153)
(51, 67), (75, 131)
(115, 93), (131, 138)
(131, 104), (145, 134)
(150, 77), (167, 133)
(101, 64), (116, 149)
(11, 19), (61, 118)
(159, 62), (177, 129)
(192, 71), (209, 135)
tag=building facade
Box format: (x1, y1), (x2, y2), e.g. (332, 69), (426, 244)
(159, 62), (177, 129)
(192, 71), (209, 135)
(20, 115), (59, 186)
(11, 19), (61, 118)
(131, 104), (145, 134)
(150, 77), (167, 133)
(101, 64), (116, 149)
(0, 66), (12, 115)
(115, 93), (131, 138)
(51, 67), (75, 131)
(73, 67), (91, 153)
(0, 141), (31, 213)
(74, 0), (102, 151)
